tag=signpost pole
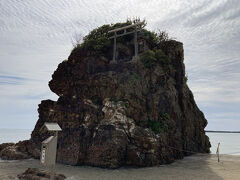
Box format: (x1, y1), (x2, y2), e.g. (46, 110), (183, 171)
(50, 131), (58, 180)
(40, 123), (62, 180)
(216, 142), (220, 162)
(50, 164), (55, 180)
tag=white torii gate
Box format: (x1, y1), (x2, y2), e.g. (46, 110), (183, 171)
(108, 21), (144, 63)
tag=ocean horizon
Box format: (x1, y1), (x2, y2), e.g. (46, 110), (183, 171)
(0, 129), (239, 155)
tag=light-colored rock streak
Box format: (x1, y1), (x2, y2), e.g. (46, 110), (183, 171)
(102, 99), (136, 134)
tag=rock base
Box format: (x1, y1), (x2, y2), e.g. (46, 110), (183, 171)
(18, 168), (66, 180)
(0, 141), (39, 160)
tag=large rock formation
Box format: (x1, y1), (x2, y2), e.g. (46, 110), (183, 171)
(0, 22), (210, 168)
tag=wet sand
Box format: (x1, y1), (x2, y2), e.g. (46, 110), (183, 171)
(1, 154), (240, 180)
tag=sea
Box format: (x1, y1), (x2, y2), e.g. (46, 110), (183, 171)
(0, 129), (240, 155)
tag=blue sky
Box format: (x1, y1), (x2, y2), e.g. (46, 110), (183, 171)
(0, 0), (239, 130)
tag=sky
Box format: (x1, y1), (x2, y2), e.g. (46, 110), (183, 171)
(0, 0), (239, 130)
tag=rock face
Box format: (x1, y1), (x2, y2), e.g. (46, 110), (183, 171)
(0, 31), (210, 167)
(18, 168), (66, 180)
(26, 39), (210, 168)
(0, 141), (39, 160)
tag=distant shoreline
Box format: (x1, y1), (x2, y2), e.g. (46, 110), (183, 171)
(206, 130), (240, 133)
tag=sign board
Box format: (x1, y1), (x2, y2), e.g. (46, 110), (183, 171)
(41, 148), (45, 164)
(40, 136), (57, 167)
(41, 122), (62, 132)
(39, 122), (61, 180)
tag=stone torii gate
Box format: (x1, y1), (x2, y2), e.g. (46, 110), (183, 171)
(108, 21), (144, 63)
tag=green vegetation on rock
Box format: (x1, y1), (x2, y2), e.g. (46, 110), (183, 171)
(91, 95), (102, 105)
(71, 19), (171, 59)
(184, 74), (188, 83)
(146, 113), (171, 134)
(140, 49), (169, 69)
(141, 29), (171, 47)
(71, 20), (138, 56)
(146, 119), (168, 134)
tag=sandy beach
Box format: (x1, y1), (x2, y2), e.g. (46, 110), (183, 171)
(0, 154), (240, 180)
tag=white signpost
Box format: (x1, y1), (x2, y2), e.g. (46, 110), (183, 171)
(40, 122), (62, 180)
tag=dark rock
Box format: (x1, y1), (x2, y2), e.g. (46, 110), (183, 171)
(1, 31), (210, 167)
(26, 38), (210, 168)
(0, 140), (40, 160)
(18, 168), (66, 180)
(0, 143), (14, 152)
(16, 140), (40, 159)
(0, 145), (29, 160)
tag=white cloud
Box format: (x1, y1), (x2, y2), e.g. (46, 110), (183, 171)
(0, 0), (239, 130)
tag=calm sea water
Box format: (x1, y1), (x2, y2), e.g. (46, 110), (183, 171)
(207, 132), (240, 155)
(0, 129), (239, 155)
(0, 129), (31, 144)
